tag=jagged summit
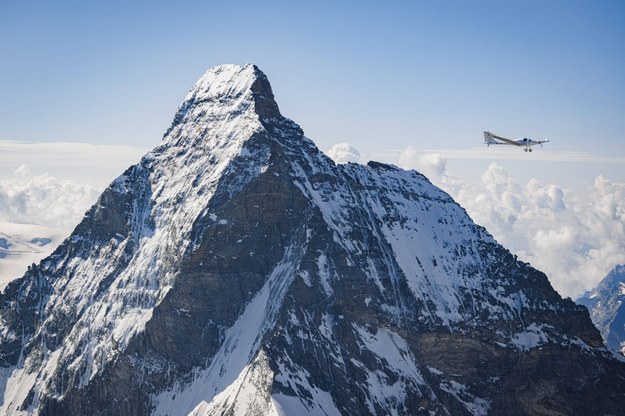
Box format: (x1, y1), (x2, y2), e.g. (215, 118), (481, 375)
(1, 64), (625, 415)
(164, 64), (284, 144)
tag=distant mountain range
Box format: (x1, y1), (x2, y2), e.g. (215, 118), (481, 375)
(1, 64), (624, 415)
(0, 220), (65, 291)
(577, 264), (625, 356)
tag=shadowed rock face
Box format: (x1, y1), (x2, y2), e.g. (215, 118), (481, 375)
(1, 64), (625, 416)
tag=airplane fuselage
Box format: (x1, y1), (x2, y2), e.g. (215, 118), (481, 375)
(483, 131), (549, 152)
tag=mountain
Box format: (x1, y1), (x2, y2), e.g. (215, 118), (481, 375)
(0, 220), (65, 291)
(577, 264), (625, 355)
(1, 64), (624, 415)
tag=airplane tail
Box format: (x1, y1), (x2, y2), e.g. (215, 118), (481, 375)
(483, 131), (499, 145)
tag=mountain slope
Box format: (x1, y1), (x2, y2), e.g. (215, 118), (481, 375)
(577, 264), (625, 355)
(1, 64), (624, 416)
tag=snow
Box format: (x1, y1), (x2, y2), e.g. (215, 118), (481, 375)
(510, 323), (552, 351)
(152, 243), (304, 415)
(271, 354), (342, 416)
(353, 324), (424, 385)
(351, 324), (426, 414)
(298, 270), (312, 287)
(0, 367), (37, 415)
(316, 253), (333, 296)
(439, 379), (490, 416)
(428, 366), (443, 376)
(290, 152), (526, 328)
(111, 307), (154, 350)
(0, 348), (63, 415)
(187, 351), (280, 416)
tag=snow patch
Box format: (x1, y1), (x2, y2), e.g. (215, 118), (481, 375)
(316, 253), (333, 296)
(272, 391), (341, 416)
(152, 243), (304, 415)
(352, 324), (426, 413)
(510, 323), (552, 351)
(439, 379), (490, 416)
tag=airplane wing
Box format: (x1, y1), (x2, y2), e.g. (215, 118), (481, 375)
(490, 133), (522, 146)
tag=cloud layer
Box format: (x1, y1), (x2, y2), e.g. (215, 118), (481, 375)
(0, 165), (101, 230)
(0, 140), (147, 231)
(396, 147), (625, 298)
(398, 146), (447, 183)
(326, 143), (361, 164)
(4, 139), (624, 299)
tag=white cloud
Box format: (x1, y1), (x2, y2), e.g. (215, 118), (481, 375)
(398, 146), (447, 182)
(326, 143), (361, 164)
(0, 140), (146, 285)
(0, 140), (147, 231)
(463, 169), (625, 298)
(398, 148), (625, 299)
(0, 165), (101, 230)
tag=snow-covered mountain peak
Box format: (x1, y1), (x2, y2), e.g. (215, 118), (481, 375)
(2, 64), (625, 415)
(578, 264), (625, 355)
(162, 63), (284, 150)
(581, 264), (625, 298)
(190, 64), (258, 100)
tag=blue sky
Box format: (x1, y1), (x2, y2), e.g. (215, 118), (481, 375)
(1, 1), (623, 155)
(1, 1), (624, 296)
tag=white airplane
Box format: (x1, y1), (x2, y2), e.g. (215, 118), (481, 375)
(484, 131), (550, 152)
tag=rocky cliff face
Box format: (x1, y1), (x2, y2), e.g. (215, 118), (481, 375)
(1, 64), (624, 416)
(577, 264), (625, 356)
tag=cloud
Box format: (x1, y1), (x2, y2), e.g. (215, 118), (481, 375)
(398, 148), (625, 298)
(0, 165), (101, 230)
(398, 146), (447, 182)
(326, 143), (361, 164)
(0, 140), (147, 231)
(461, 168), (625, 298)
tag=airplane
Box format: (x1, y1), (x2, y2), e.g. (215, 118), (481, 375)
(483, 131), (550, 152)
